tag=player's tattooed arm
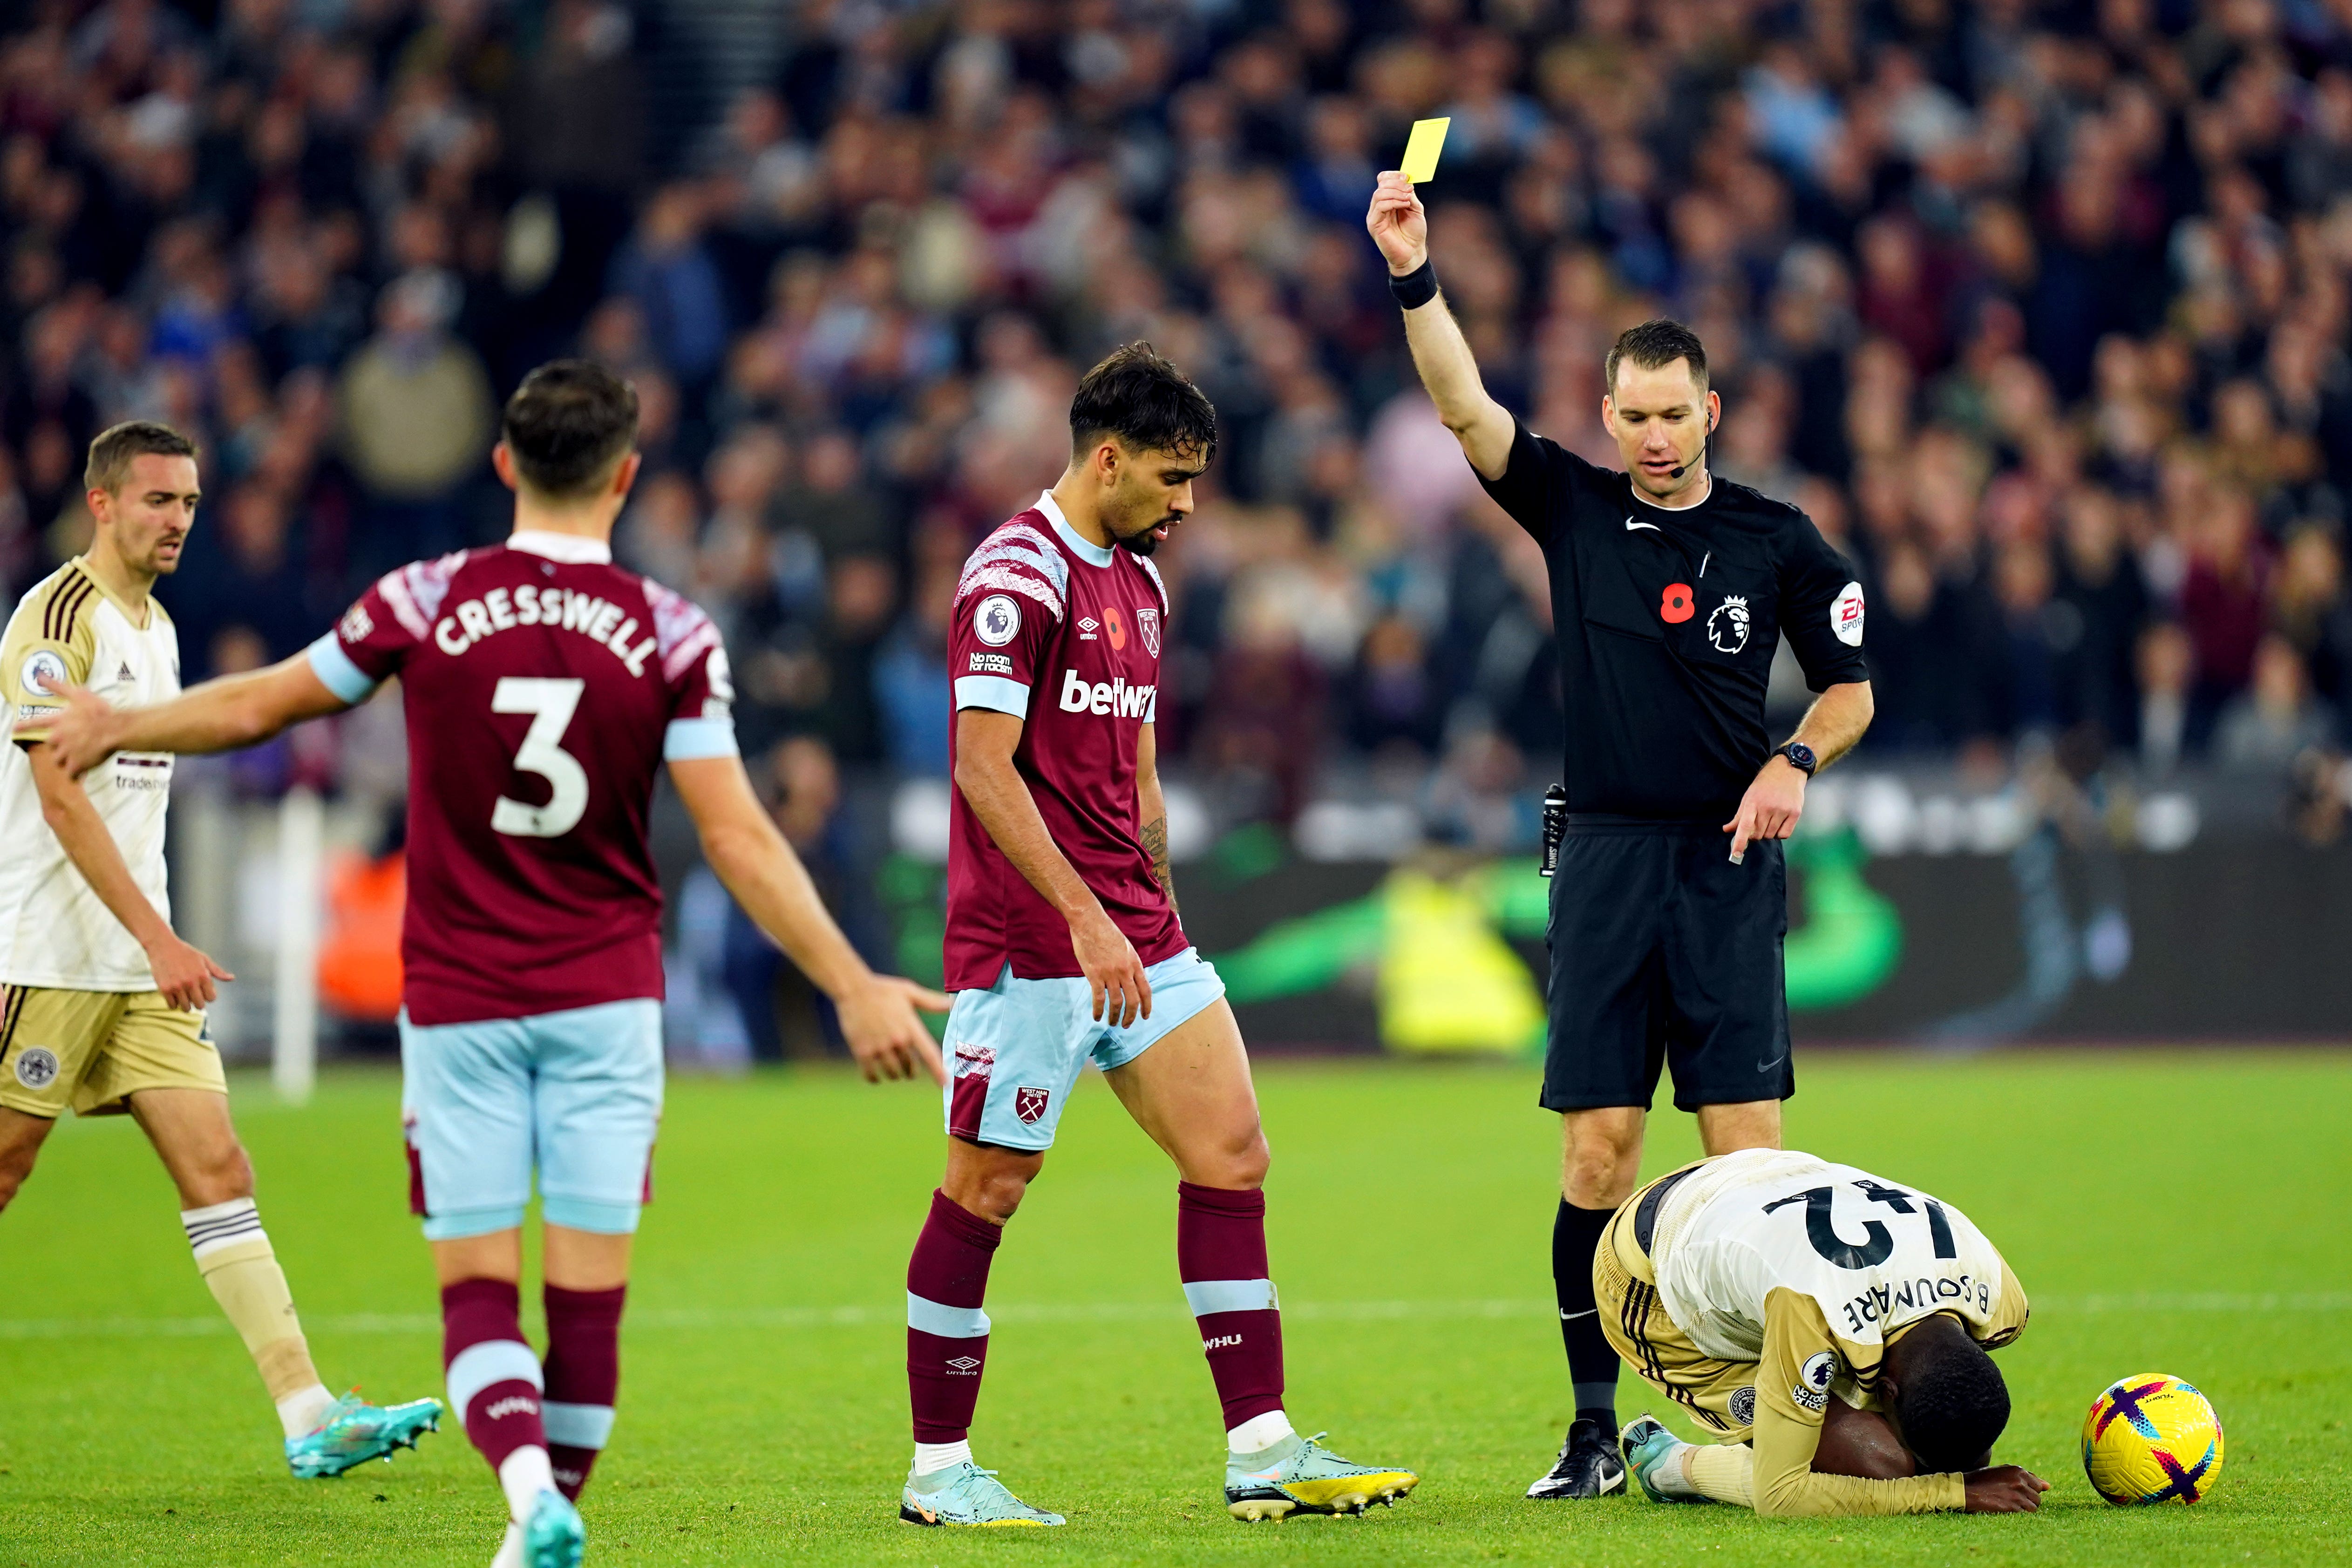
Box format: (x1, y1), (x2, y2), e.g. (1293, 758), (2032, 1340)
(1136, 721), (1176, 916)
(1141, 814), (1177, 917)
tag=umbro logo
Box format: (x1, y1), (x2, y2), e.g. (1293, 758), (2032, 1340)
(945, 1356), (981, 1373)
(1077, 616), (1100, 641)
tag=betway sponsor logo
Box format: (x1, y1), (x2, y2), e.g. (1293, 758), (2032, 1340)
(1058, 669), (1154, 718)
(435, 585), (658, 676)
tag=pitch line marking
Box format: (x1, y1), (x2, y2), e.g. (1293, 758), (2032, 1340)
(0, 1291), (2345, 1341)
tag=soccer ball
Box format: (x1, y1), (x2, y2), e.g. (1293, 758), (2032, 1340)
(2081, 1373), (2225, 1505)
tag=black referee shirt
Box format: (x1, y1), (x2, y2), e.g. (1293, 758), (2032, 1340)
(1478, 420), (1869, 821)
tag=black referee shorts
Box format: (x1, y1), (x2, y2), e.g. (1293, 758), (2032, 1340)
(1542, 818), (1792, 1114)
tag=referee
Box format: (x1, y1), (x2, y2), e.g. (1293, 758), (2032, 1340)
(1368, 171), (1876, 1500)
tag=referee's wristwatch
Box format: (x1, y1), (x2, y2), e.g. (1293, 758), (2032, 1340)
(1773, 741), (1818, 777)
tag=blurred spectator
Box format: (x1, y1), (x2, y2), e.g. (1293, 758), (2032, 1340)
(719, 736), (886, 1062)
(335, 269), (492, 570)
(2137, 622), (2198, 777)
(2217, 635), (2336, 773)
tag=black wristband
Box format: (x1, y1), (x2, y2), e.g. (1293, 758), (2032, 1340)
(1388, 258), (1439, 310)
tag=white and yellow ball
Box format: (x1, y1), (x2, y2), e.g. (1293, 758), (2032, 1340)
(2082, 1373), (2225, 1505)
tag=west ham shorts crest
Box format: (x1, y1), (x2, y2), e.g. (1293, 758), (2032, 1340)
(941, 946), (1225, 1151)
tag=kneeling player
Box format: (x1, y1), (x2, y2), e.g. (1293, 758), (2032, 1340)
(1597, 1147), (2049, 1516)
(897, 345), (1417, 1527)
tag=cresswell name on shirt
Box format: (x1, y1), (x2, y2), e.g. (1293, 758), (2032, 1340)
(1837, 1271), (1993, 1336)
(374, 587), (660, 676)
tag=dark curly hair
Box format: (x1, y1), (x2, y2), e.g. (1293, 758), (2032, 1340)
(1069, 342), (1217, 466)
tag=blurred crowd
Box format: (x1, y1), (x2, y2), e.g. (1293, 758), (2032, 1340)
(7, 0), (2352, 837)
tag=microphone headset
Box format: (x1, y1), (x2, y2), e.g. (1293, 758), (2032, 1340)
(1666, 407), (1720, 482)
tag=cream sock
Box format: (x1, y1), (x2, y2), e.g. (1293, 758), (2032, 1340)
(489, 1521), (523, 1568)
(183, 1200), (324, 1426)
(1686, 1442), (1757, 1507)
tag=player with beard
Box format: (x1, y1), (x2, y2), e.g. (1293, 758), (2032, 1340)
(896, 343), (1418, 1528)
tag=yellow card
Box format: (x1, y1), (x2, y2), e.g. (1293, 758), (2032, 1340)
(1400, 117), (1450, 184)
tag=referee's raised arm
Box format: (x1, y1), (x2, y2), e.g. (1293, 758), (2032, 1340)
(1367, 171), (1515, 481)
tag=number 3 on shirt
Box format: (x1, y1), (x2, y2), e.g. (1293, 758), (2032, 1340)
(490, 677), (588, 838)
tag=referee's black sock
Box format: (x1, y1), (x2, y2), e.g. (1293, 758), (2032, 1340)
(1553, 1199), (1620, 1441)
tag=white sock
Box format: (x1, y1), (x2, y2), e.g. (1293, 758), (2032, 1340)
(1650, 1439), (1705, 1500)
(276, 1383), (336, 1439)
(489, 1521), (523, 1568)
(1227, 1409), (1296, 1455)
(912, 1439), (972, 1478)
(498, 1445), (556, 1522)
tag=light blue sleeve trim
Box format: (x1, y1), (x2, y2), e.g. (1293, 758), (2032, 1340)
(662, 716), (739, 760)
(907, 1291), (992, 1338)
(1145, 687), (1157, 723)
(306, 632), (379, 705)
(953, 674), (1031, 718)
(1183, 1278), (1279, 1316)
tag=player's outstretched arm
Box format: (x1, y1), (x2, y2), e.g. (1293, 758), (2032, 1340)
(668, 753), (948, 1085)
(1367, 170), (1516, 480)
(25, 654), (351, 777)
(1723, 679), (1875, 862)
(23, 741), (231, 1010)
(954, 707), (1153, 1026)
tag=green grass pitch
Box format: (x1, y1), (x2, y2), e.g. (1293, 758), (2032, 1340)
(1, 1051), (2347, 1566)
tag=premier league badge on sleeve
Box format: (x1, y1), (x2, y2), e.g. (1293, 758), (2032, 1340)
(1794, 1350), (1838, 1413)
(19, 648), (67, 697)
(975, 593), (1021, 647)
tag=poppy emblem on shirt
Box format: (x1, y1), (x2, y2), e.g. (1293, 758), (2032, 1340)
(1138, 607), (1161, 656)
(1103, 604), (1128, 651)
(1660, 583), (1695, 624)
(1013, 1086), (1052, 1124)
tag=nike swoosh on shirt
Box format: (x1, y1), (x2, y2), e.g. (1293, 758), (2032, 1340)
(1624, 516), (1661, 533)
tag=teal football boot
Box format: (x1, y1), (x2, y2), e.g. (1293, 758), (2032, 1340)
(284, 1391), (443, 1478)
(518, 1488), (586, 1568)
(1224, 1432), (1419, 1520)
(1620, 1414), (1701, 1504)
(899, 1461), (1066, 1526)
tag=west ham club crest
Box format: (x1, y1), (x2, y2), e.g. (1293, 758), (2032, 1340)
(1013, 1086), (1052, 1123)
(1137, 607), (1161, 657)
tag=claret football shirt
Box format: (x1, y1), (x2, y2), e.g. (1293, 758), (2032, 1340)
(307, 531), (736, 1025)
(943, 492), (1186, 991)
